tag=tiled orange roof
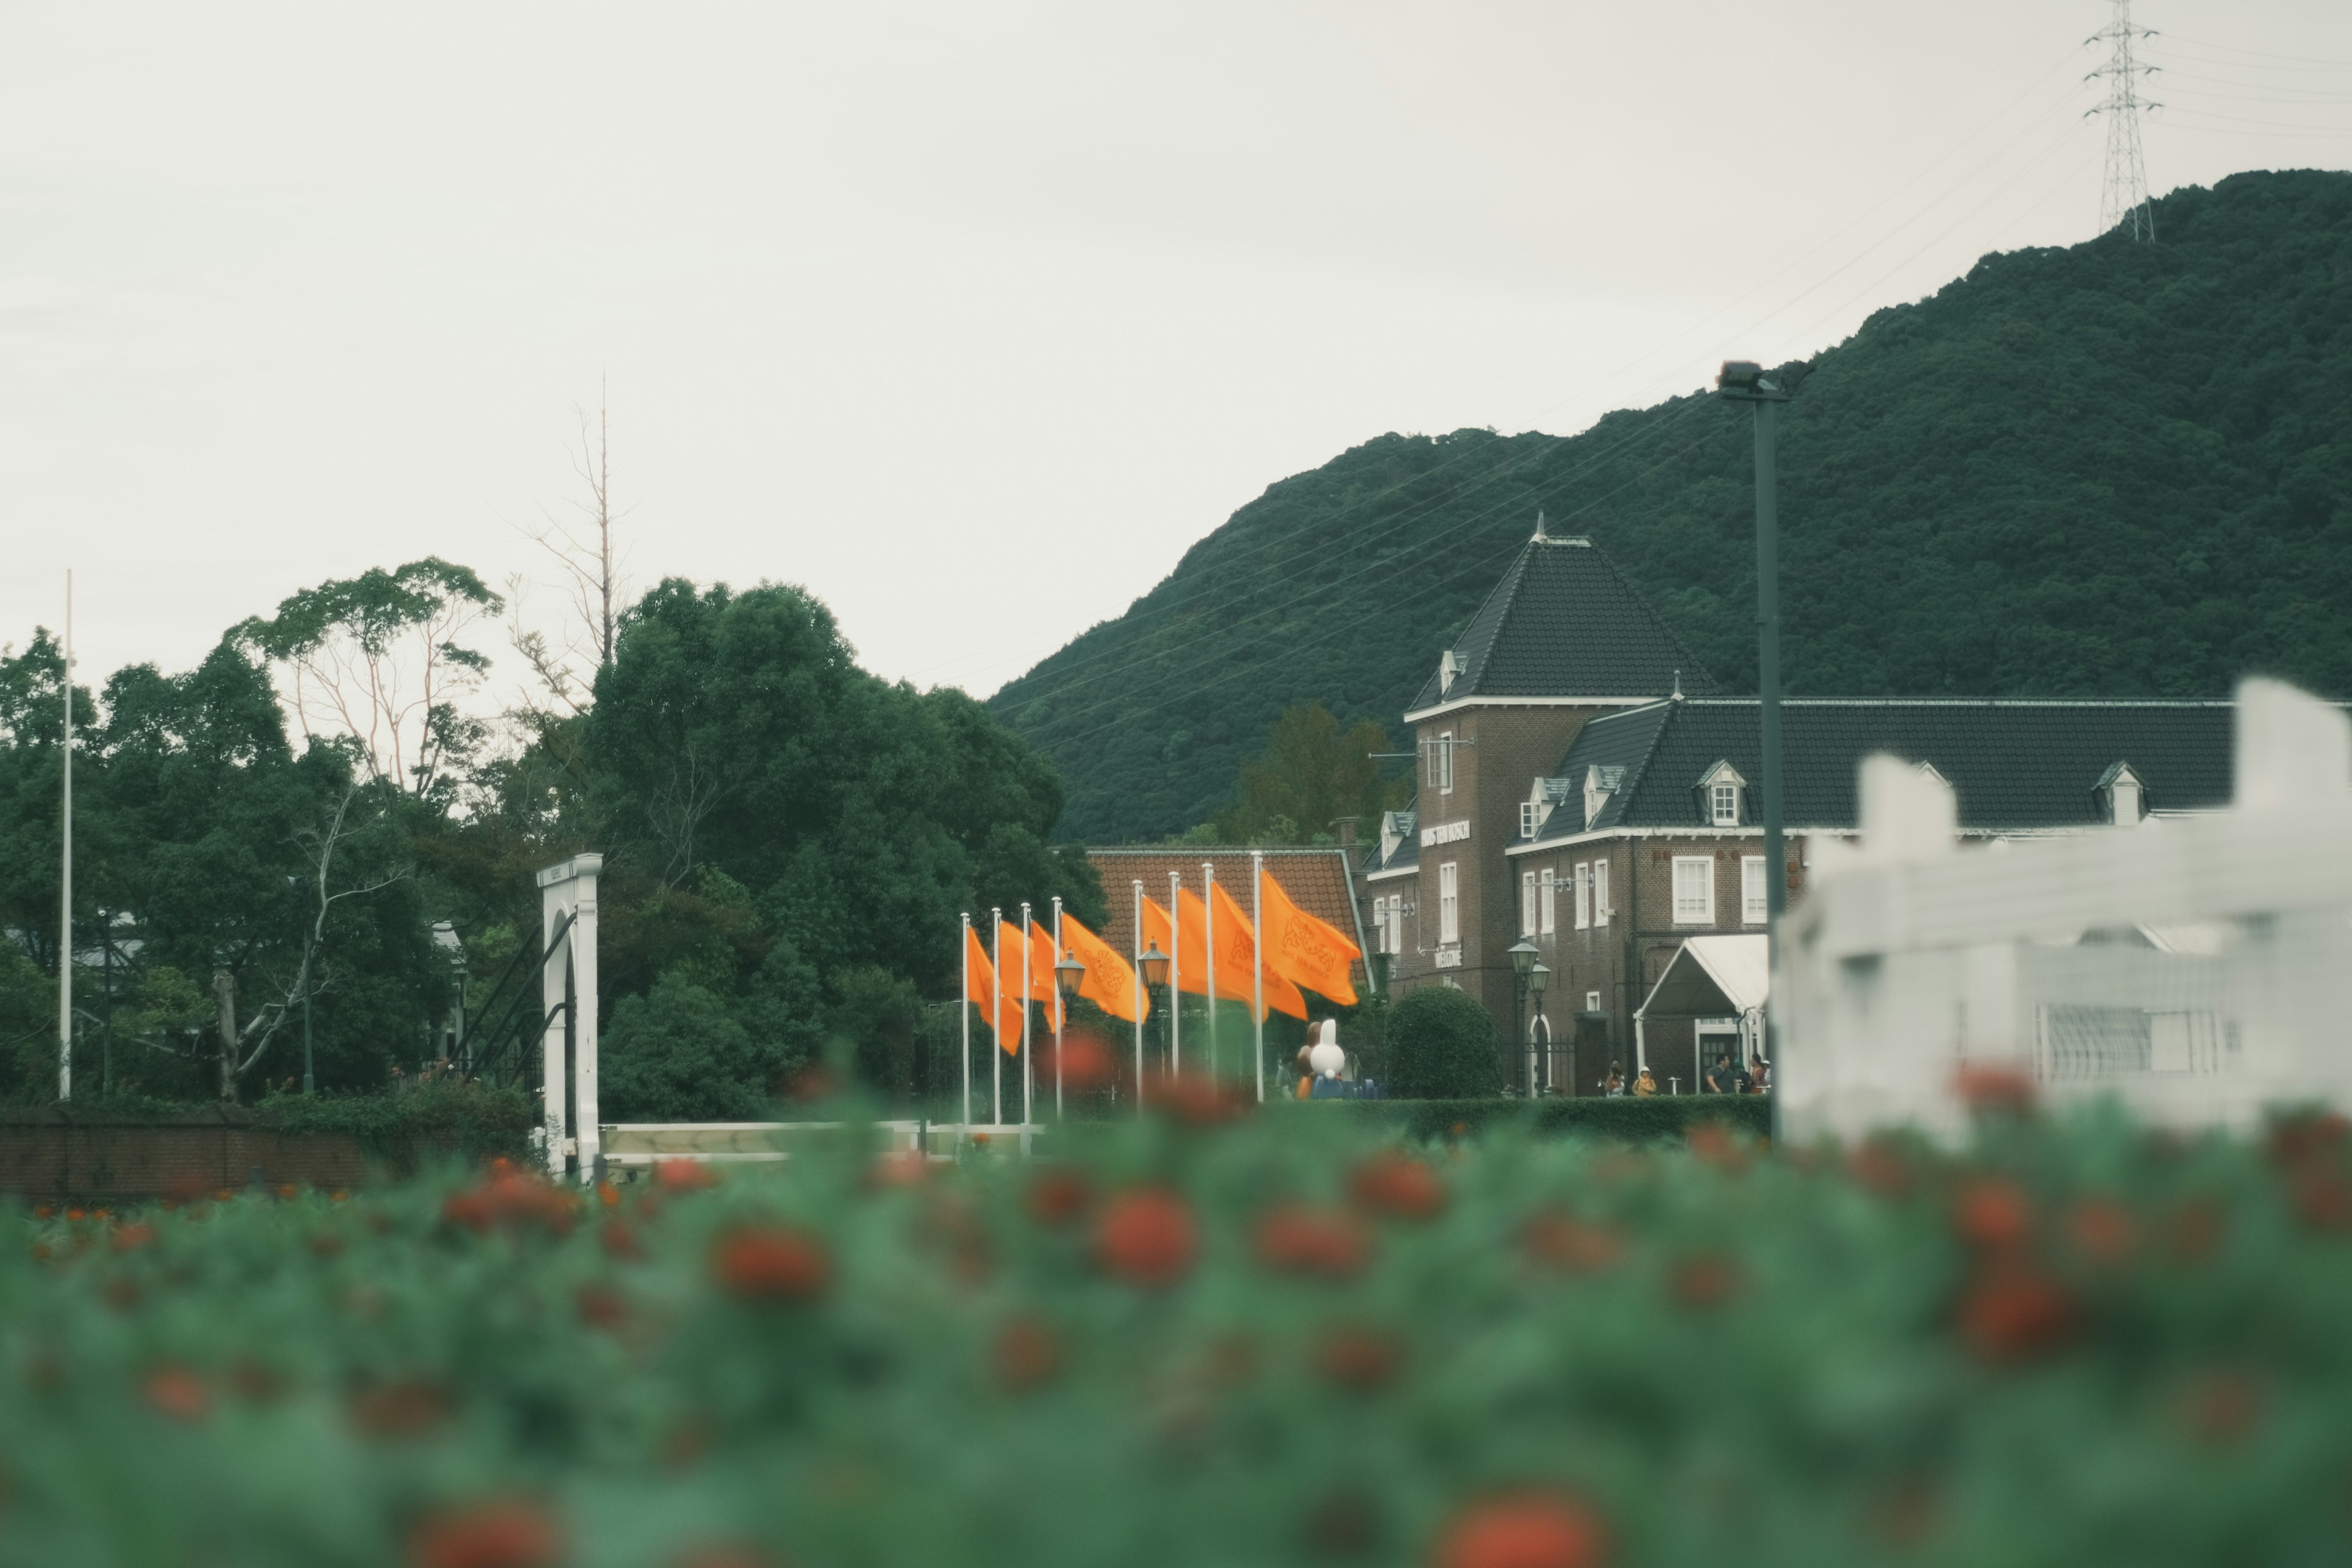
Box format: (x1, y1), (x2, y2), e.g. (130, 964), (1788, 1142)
(1081, 847), (1370, 997)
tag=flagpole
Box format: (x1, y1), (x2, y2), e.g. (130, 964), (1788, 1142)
(960, 912), (972, 1142)
(1202, 861), (1217, 1083)
(1020, 901), (1033, 1154)
(1052, 895), (1065, 1122)
(990, 906), (1003, 1129)
(1252, 850), (1265, 1102)
(1168, 870), (1182, 1077)
(58, 568), (72, 1104)
(1131, 879), (1144, 1116)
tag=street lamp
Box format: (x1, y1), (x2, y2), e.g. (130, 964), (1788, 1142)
(1527, 959), (1550, 1096)
(1138, 941), (1169, 991)
(1055, 952), (1087, 1000)
(1719, 356), (1811, 1137)
(1506, 937), (1539, 1095)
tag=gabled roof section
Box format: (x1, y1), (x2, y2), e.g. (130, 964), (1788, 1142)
(1526, 699), (2247, 841)
(1404, 533), (1718, 717)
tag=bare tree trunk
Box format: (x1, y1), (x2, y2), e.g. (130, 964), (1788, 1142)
(214, 967), (239, 1101)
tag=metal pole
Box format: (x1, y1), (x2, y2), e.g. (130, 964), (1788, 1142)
(1020, 902), (1033, 1152)
(1202, 862), (1216, 1082)
(1754, 397), (1785, 1142)
(1052, 896), (1065, 1121)
(990, 906), (1003, 1128)
(1131, 880), (1144, 1114)
(960, 913), (971, 1140)
(1168, 870), (1181, 1076)
(1251, 850), (1265, 1102)
(57, 569), (72, 1102)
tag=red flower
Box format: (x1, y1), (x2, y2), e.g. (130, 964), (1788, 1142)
(2266, 1110), (2350, 1172)
(440, 1170), (579, 1236)
(1520, 1212), (1624, 1275)
(142, 1365), (208, 1423)
(867, 1152), (929, 1191)
(1956, 1267), (2075, 1363)
(2064, 1197), (2138, 1266)
(349, 1381), (453, 1438)
(1057, 1031), (1114, 1091)
(1433, 1491), (1608, 1568)
(2290, 1170), (2352, 1234)
(1951, 1065), (2036, 1115)
(1253, 1204), (1371, 1280)
(1314, 1325), (1403, 1391)
(1024, 1170), (1094, 1228)
(1349, 1151), (1448, 1221)
(712, 1225), (833, 1303)
(576, 1284), (629, 1329)
(1951, 1179), (2032, 1252)
(656, 1160), (720, 1194)
(600, 1221), (644, 1262)
(1094, 1188), (1198, 1289)
(408, 1498), (563, 1568)
(1667, 1253), (1742, 1310)
(110, 1222), (157, 1254)
(992, 1314), (1061, 1392)
(1147, 1069), (1250, 1126)
(1687, 1123), (1748, 1170)
(1845, 1139), (1914, 1199)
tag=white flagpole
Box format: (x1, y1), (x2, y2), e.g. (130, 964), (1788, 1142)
(959, 913), (971, 1139)
(1131, 879), (1145, 1115)
(990, 906), (1003, 1128)
(58, 568), (72, 1103)
(1168, 870), (1182, 1076)
(1020, 902), (1033, 1152)
(1052, 895), (1065, 1122)
(1202, 861), (1217, 1083)
(1252, 851), (1265, 1102)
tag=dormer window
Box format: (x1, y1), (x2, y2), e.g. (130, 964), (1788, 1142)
(1438, 650), (1461, 698)
(1697, 761), (1747, 827)
(1583, 764), (1623, 830)
(2098, 761), (2145, 826)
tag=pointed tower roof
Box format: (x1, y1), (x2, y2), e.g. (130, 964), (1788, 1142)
(1404, 530), (1719, 720)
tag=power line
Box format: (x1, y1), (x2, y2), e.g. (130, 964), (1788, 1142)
(2087, 0), (2159, 240)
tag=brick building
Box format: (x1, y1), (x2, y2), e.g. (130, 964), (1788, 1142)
(1358, 522), (2241, 1095)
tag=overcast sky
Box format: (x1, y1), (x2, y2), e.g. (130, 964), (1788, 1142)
(6, 1), (2350, 709)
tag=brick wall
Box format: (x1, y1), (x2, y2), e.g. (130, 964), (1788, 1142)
(0, 1106), (374, 1202)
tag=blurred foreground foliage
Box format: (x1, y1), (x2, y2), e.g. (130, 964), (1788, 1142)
(7, 1095), (2352, 1566)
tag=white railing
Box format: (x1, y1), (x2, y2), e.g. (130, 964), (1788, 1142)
(1777, 679), (2352, 1143)
(598, 1119), (1045, 1167)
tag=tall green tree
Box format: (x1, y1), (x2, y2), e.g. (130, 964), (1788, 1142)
(1213, 702), (1401, 845)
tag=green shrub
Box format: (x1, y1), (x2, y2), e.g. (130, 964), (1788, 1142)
(11, 1101), (2352, 1563)
(1381, 984), (1501, 1098)
(255, 1077), (535, 1167)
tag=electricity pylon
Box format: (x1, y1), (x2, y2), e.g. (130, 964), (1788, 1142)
(2086, 0), (2160, 240)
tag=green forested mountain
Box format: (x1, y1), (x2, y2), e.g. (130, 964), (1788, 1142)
(993, 169), (2352, 843)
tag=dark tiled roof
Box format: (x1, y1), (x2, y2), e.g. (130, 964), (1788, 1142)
(1405, 533), (1718, 714)
(1531, 698), (2242, 839)
(1082, 847), (1369, 992)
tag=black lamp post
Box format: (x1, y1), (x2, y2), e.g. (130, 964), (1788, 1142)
(1506, 937), (1539, 1095)
(1138, 940), (1171, 1072)
(1527, 959), (1550, 1095)
(1718, 357), (1810, 1134)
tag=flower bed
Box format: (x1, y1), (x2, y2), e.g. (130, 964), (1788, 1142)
(4, 1095), (2351, 1565)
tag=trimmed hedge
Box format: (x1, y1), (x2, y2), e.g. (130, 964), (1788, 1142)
(251, 1079), (537, 1169)
(1283, 1093), (1774, 1143)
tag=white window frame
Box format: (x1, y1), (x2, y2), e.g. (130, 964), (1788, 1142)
(1672, 855), (1715, 925)
(1741, 855), (1767, 925)
(1520, 872), (1537, 936)
(1539, 868), (1556, 934)
(1438, 861), (1459, 944)
(1438, 731), (1455, 794)
(1710, 782), (1739, 826)
(1592, 859), (1610, 927)
(1572, 861), (1591, 929)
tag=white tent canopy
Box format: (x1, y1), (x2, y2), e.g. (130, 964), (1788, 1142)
(1635, 935), (1769, 1084)
(1637, 935), (1770, 1020)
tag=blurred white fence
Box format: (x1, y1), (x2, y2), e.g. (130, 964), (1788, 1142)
(1778, 679), (2352, 1142)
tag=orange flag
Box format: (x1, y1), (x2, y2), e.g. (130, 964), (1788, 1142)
(965, 924), (1024, 1049)
(1257, 867), (1362, 1006)
(995, 919), (1057, 1038)
(1028, 918), (1063, 1031)
(1060, 913), (1146, 1024)
(1173, 887), (1278, 1012)
(1141, 897), (1177, 986)
(1208, 880), (1308, 1021)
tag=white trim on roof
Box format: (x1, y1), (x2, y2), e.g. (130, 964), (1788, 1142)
(1363, 862), (1419, 883)
(1504, 823), (2106, 855)
(1402, 695), (1665, 724)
